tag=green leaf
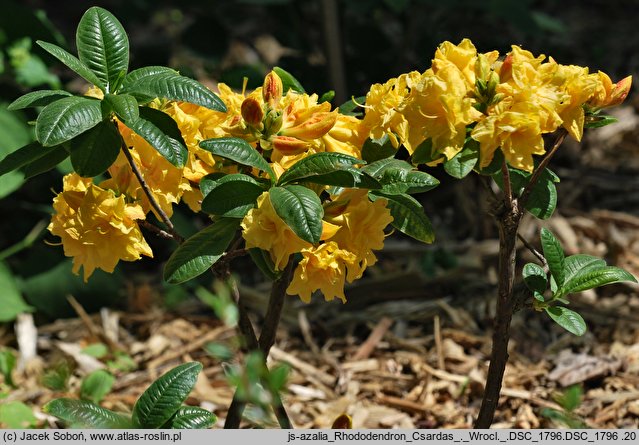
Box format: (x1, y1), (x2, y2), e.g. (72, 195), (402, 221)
(319, 90), (335, 103)
(522, 263), (547, 293)
(361, 135), (397, 163)
(584, 115), (618, 129)
(76, 7), (129, 91)
(103, 93), (138, 121)
(132, 362), (202, 428)
(70, 121), (121, 177)
(558, 266), (637, 297)
(120, 66), (177, 101)
(138, 107), (187, 148)
(476, 150), (504, 175)
(562, 254), (606, 284)
(362, 158), (413, 177)
(199, 137), (275, 179)
(545, 306), (587, 336)
(80, 370), (115, 404)
(125, 115), (187, 167)
(21, 145), (69, 179)
(410, 139), (438, 165)
(199, 173), (226, 197)
(443, 143), (478, 178)
(201, 174), (264, 218)
(170, 406), (216, 429)
(82, 343), (109, 358)
(0, 401), (37, 428)
(278, 152), (362, 185)
(378, 167), (439, 195)
(36, 41), (104, 90)
(164, 219), (240, 284)
(273, 66), (305, 93)
(248, 248), (281, 279)
(0, 349), (16, 387)
(43, 398), (132, 428)
(493, 166), (558, 219)
(269, 185), (324, 244)
(35, 96), (104, 146)
(121, 71), (226, 112)
(0, 262), (33, 322)
(369, 191), (434, 243)
(540, 228), (565, 287)
(338, 96), (365, 117)
(7, 90), (72, 110)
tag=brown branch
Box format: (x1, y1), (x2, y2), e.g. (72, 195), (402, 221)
(139, 220), (177, 241)
(501, 158), (513, 209)
(120, 139), (183, 243)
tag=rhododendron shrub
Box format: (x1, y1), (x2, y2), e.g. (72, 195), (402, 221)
(1, 7), (635, 429)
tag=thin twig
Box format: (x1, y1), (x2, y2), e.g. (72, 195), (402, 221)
(501, 158), (513, 209)
(519, 129), (568, 208)
(517, 233), (549, 272)
(0, 220), (47, 261)
(120, 138), (183, 243)
(139, 220), (177, 240)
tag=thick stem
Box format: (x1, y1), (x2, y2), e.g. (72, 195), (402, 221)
(224, 261), (295, 429)
(474, 206), (522, 428)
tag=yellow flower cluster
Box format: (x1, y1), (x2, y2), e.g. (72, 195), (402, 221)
(242, 189), (393, 303)
(362, 39), (632, 172)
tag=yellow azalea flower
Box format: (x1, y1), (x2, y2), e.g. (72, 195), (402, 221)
(48, 174), (152, 281)
(432, 38), (478, 90)
(553, 64), (599, 141)
(286, 241), (357, 303)
(322, 114), (367, 158)
(241, 192), (312, 270)
(104, 123), (184, 218)
(328, 190), (393, 281)
(588, 72), (632, 109)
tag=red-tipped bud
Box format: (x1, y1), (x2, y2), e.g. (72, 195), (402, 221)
(280, 112), (337, 141)
(608, 75), (632, 107)
(499, 54), (514, 83)
(241, 97), (264, 127)
(271, 135), (309, 155)
(263, 71), (283, 105)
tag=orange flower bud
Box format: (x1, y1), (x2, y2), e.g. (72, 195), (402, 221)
(280, 112), (337, 141)
(589, 73), (632, 109)
(263, 71), (283, 105)
(607, 75), (632, 107)
(241, 97), (264, 127)
(271, 135), (309, 155)
(499, 54), (514, 83)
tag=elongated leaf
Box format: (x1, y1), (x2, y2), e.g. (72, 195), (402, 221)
(76, 7), (129, 91)
(545, 306), (586, 336)
(361, 135), (396, 163)
(201, 174), (264, 218)
(21, 146), (69, 179)
(248, 248), (280, 280)
(44, 398), (132, 428)
(540, 228), (565, 287)
(125, 115), (187, 167)
(273, 66), (305, 93)
(522, 263), (547, 294)
(584, 115), (618, 129)
(103, 93), (138, 121)
(122, 72), (226, 111)
(199, 137), (275, 179)
(170, 406), (216, 429)
(70, 121), (121, 177)
(443, 143), (478, 179)
(269, 186), (323, 244)
(563, 254), (606, 285)
(80, 370), (115, 404)
(411, 139), (438, 165)
(362, 158), (413, 178)
(378, 167), (439, 194)
(121, 66), (176, 90)
(36, 96), (103, 146)
(338, 96), (365, 117)
(298, 168), (381, 189)
(0, 350), (16, 387)
(138, 107), (186, 147)
(278, 152), (362, 185)
(36, 41), (104, 89)
(8, 90), (72, 110)
(164, 219), (239, 284)
(0, 262), (33, 322)
(133, 362), (202, 428)
(0, 142), (58, 177)
(369, 191), (434, 243)
(558, 266), (636, 297)
(199, 173), (226, 197)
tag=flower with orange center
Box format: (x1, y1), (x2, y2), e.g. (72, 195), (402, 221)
(48, 174), (152, 281)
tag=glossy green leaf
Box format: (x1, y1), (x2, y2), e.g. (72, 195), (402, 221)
(199, 173), (226, 197)
(35, 96), (103, 146)
(7, 90), (72, 110)
(338, 96), (365, 117)
(443, 143), (478, 178)
(362, 158), (413, 177)
(361, 135), (396, 163)
(201, 174), (264, 218)
(21, 145), (69, 179)
(199, 137), (275, 179)
(121, 71), (225, 111)
(273, 66), (305, 93)
(164, 219), (239, 284)
(562, 254), (606, 284)
(540, 228), (565, 287)
(545, 306), (586, 336)
(522, 262), (547, 294)
(70, 121), (121, 177)
(137, 107), (187, 147)
(119, 66), (177, 101)
(103, 93), (138, 121)
(584, 115), (618, 129)
(44, 398), (132, 428)
(0, 142), (49, 178)
(278, 152), (362, 185)
(170, 406), (216, 429)
(410, 139), (438, 165)
(36, 41), (104, 90)
(558, 266), (637, 297)
(369, 191), (434, 243)
(269, 185), (324, 244)
(125, 115), (187, 167)
(80, 370), (115, 404)
(0, 262), (33, 322)
(319, 90), (335, 103)
(248, 248), (281, 280)
(76, 7), (129, 91)
(132, 362), (202, 428)
(378, 167), (439, 195)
